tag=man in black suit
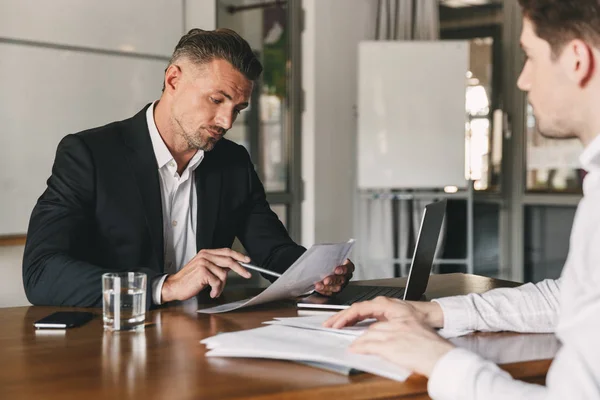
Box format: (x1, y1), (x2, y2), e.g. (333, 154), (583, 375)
(23, 28), (354, 309)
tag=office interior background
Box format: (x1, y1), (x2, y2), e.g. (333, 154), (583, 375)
(0, 0), (580, 307)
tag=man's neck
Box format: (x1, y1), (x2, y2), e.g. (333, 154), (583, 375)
(153, 99), (196, 174)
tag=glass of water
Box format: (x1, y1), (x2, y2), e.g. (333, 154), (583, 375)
(102, 272), (146, 331)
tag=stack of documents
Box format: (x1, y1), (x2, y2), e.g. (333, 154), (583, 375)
(202, 317), (412, 381)
(202, 313), (471, 381)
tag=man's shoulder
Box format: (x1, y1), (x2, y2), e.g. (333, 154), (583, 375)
(73, 112), (139, 143)
(73, 120), (122, 142)
(59, 106), (151, 156)
(210, 138), (251, 165)
(213, 138), (248, 154)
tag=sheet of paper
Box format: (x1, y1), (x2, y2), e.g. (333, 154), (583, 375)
(202, 324), (411, 382)
(264, 314), (375, 337)
(264, 314), (471, 339)
(198, 240), (355, 314)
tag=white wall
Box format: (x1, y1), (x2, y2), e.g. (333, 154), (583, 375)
(0, 0), (216, 308)
(301, 0), (377, 246)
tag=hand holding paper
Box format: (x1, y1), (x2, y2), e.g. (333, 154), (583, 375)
(198, 239), (355, 314)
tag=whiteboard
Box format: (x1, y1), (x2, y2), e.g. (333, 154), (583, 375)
(0, 43), (165, 235)
(357, 41), (468, 189)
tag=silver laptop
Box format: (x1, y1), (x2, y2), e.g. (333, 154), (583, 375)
(297, 199), (447, 310)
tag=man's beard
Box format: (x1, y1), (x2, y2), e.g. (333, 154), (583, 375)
(180, 126), (226, 151)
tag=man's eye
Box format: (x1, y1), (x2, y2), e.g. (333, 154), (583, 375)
(210, 97), (222, 104)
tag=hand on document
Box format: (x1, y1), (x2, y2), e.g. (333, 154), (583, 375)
(202, 314), (413, 381)
(162, 248), (252, 302)
(350, 318), (455, 377)
(201, 313), (468, 381)
(323, 296), (455, 377)
(197, 240), (355, 314)
(324, 296), (445, 329)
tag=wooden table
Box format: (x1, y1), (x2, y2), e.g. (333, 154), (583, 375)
(0, 273), (555, 399)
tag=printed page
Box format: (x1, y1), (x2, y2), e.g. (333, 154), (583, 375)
(198, 240), (354, 314)
(202, 324), (411, 381)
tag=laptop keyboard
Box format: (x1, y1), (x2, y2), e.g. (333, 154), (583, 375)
(341, 287), (405, 306)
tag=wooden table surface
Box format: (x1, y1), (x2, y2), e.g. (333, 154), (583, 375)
(0, 273), (555, 399)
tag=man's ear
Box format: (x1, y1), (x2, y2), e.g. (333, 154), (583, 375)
(164, 64), (183, 92)
(565, 39), (595, 87)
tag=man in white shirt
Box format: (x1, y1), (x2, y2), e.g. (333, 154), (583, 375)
(24, 28), (353, 308)
(325, 0), (600, 398)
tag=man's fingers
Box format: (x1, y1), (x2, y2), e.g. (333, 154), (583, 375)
(316, 288), (334, 297)
(324, 301), (385, 328)
(319, 275), (345, 287)
(206, 272), (223, 298)
(199, 252), (251, 279)
(367, 320), (406, 332)
(199, 248), (251, 263)
(207, 264), (228, 281)
(347, 260), (355, 273)
(334, 265), (347, 275)
(349, 336), (391, 356)
(225, 262), (252, 279)
(335, 260), (355, 275)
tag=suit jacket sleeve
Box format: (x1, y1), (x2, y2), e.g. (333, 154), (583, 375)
(22, 134), (161, 308)
(235, 150), (306, 279)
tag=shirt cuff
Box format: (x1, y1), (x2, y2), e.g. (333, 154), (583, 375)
(427, 348), (486, 400)
(152, 274), (169, 305)
(433, 295), (476, 332)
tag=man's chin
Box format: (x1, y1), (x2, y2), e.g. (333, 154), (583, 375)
(537, 125), (577, 141)
(198, 138), (219, 152)
(187, 137), (219, 152)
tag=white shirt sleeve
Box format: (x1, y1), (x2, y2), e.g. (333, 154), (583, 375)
(432, 278), (561, 333)
(151, 274), (169, 305)
(427, 144), (600, 399)
(428, 296), (600, 400)
(427, 348), (546, 400)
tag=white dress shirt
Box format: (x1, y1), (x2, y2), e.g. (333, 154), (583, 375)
(146, 101), (204, 305)
(429, 134), (600, 399)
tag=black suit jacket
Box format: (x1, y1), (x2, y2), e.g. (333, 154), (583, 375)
(23, 105), (305, 308)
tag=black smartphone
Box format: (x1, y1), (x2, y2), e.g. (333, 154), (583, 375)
(33, 311), (94, 329)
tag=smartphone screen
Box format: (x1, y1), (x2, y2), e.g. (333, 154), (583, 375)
(34, 311), (94, 329)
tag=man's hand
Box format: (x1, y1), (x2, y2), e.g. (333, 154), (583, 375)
(314, 259), (355, 296)
(323, 296), (444, 329)
(349, 318), (455, 377)
(161, 248), (252, 303)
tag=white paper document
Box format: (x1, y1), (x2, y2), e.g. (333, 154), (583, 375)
(198, 240), (355, 314)
(264, 313), (376, 337)
(202, 324), (412, 381)
(265, 314), (471, 339)
(201, 315), (472, 380)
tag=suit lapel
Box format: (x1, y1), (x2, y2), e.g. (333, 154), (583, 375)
(195, 153), (222, 251)
(121, 105), (164, 271)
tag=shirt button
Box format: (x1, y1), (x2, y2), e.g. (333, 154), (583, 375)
(169, 161), (175, 168)
(172, 220), (177, 227)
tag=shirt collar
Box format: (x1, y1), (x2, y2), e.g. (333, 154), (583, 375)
(146, 101), (204, 172)
(146, 101), (174, 169)
(579, 134), (600, 172)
